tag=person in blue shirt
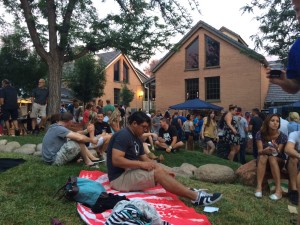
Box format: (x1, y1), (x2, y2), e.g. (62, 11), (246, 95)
(193, 114), (204, 146)
(288, 112), (300, 134)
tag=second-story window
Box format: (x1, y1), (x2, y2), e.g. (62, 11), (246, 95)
(114, 60), (120, 81)
(123, 62), (129, 83)
(185, 37), (199, 70)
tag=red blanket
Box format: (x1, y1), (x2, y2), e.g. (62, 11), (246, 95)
(77, 170), (211, 225)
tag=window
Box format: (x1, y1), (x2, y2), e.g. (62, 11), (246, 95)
(205, 77), (220, 101)
(123, 62), (129, 83)
(114, 88), (120, 105)
(185, 38), (199, 70)
(185, 78), (199, 100)
(205, 35), (220, 67)
(114, 60), (120, 81)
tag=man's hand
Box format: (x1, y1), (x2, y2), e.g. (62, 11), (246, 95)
(140, 161), (156, 171)
(87, 123), (95, 133)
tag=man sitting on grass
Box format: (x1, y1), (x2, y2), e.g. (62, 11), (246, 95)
(42, 113), (102, 167)
(106, 111), (222, 206)
(155, 117), (184, 153)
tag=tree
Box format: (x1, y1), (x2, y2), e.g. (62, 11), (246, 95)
(0, 29), (47, 97)
(119, 84), (134, 107)
(143, 59), (160, 77)
(66, 54), (106, 106)
(241, 0), (300, 64)
(1, 0), (200, 115)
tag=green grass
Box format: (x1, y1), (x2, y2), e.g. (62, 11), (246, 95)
(0, 136), (297, 225)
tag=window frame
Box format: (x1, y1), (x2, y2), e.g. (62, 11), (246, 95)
(185, 78), (199, 100)
(185, 37), (199, 71)
(205, 35), (220, 68)
(123, 61), (129, 83)
(114, 60), (120, 82)
(205, 76), (220, 102)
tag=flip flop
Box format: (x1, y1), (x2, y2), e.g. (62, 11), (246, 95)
(269, 194), (282, 201)
(254, 191), (262, 198)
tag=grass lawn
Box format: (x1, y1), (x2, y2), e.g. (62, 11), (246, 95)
(0, 135), (297, 225)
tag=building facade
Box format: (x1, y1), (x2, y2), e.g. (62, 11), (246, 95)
(96, 51), (146, 111)
(152, 20), (269, 113)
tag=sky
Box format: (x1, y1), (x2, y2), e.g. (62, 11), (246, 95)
(92, 0), (266, 69)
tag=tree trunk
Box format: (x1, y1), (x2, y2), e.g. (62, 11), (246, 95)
(48, 60), (63, 116)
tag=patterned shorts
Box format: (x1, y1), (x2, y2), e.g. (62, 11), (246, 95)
(53, 140), (80, 166)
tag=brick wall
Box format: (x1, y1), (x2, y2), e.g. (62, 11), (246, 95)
(102, 55), (143, 110)
(155, 28), (268, 113)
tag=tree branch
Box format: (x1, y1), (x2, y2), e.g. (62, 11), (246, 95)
(46, 0), (58, 54)
(59, 0), (78, 48)
(19, 0), (49, 61)
(64, 47), (89, 62)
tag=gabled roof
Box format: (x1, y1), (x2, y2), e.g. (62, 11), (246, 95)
(219, 26), (248, 47)
(152, 20), (267, 73)
(134, 67), (150, 83)
(96, 50), (121, 66)
(265, 83), (300, 103)
(96, 50), (145, 84)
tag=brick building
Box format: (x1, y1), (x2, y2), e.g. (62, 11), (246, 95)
(152, 20), (269, 113)
(96, 51), (147, 111)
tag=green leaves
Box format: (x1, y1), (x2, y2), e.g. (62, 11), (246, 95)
(241, 0), (300, 65)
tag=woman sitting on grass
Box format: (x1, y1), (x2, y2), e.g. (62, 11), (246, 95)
(255, 114), (288, 200)
(108, 108), (121, 134)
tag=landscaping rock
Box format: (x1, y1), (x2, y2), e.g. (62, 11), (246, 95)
(0, 139), (8, 145)
(194, 164), (236, 183)
(33, 151), (42, 156)
(172, 163), (197, 178)
(235, 159), (257, 186)
(14, 144), (37, 155)
(0, 141), (21, 152)
(236, 159), (290, 187)
(36, 143), (43, 152)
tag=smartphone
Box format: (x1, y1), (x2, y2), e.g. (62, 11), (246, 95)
(269, 69), (282, 78)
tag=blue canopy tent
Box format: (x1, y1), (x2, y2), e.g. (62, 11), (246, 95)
(282, 100), (300, 109)
(169, 98), (223, 111)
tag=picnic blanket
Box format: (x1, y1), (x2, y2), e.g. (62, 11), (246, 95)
(77, 170), (211, 225)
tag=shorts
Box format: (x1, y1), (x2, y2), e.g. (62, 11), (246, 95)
(2, 108), (18, 121)
(30, 103), (47, 118)
(110, 169), (155, 192)
(53, 140), (81, 166)
(204, 136), (214, 143)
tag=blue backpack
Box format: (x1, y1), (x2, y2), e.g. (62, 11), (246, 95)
(54, 176), (106, 208)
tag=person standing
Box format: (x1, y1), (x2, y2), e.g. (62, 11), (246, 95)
(249, 108), (263, 159)
(152, 110), (163, 135)
(234, 107), (248, 164)
(0, 79), (20, 136)
(201, 110), (218, 155)
(103, 99), (115, 115)
(30, 78), (49, 135)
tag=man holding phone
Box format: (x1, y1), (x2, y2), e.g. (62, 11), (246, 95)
(268, 0), (300, 94)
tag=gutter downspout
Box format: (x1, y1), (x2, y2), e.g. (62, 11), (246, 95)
(144, 84), (150, 112)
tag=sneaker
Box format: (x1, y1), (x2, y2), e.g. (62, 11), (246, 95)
(289, 190), (298, 205)
(192, 190), (222, 206)
(15, 129), (20, 136)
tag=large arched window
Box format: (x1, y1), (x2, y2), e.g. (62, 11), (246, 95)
(185, 37), (199, 70)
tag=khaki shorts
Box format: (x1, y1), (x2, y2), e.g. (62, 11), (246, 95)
(110, 169), (155, 192)
(53, 141), (80, 166)
(30, 102), (47, 118)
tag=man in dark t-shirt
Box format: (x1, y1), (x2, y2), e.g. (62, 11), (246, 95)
(106, 111), (222, 206)
(0, 79), (20, 136)
(155, 118), (184, 153)
(249, 108), (263, 159)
